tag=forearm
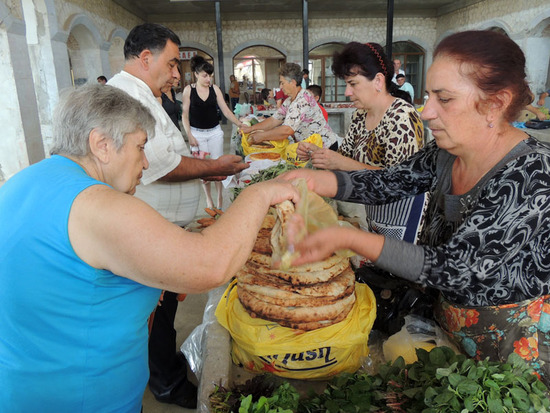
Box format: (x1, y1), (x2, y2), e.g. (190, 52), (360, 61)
(220, 105), (243, 127)
(159, 156), (221, 182)
(255, 125), (293, 142)
(198, 184), (276, 282)
(181, 112), (193, 142)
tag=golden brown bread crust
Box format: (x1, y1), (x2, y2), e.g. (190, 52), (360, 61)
(248, 152), (281, 161)
(236, 266), (355, 297)
(246, 253), (350, 285)
(238, 287), (356, 325)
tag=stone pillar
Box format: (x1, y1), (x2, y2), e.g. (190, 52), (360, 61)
(0, 8), (45, 182)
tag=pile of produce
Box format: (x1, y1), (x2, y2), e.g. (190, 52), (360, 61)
(209, 346), (550, 413)
(236, 200), (355, 331)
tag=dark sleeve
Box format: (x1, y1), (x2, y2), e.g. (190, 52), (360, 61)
(416, 153), (550, 297)
(334, 140), (438, 205)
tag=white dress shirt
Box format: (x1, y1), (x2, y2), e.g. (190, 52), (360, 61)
(108, 71), (200, 226)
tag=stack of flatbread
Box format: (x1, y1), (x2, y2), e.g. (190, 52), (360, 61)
(236, 201), (356, 331)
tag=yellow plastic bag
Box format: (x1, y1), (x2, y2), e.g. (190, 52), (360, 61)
(285, 133), (323, 167)
(215, 280), (376, 380)
(241, 131), (288, 158)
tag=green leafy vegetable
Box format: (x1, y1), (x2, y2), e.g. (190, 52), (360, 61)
(210, 348), (550, 412)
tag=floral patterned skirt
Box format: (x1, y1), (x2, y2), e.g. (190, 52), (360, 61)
(434, 294), (550, 385)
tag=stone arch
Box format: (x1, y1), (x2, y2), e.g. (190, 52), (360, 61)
(524, 12), (550, 93)
(476, 19), (513, 35)
(309, 37), (349, 51)
(64, 13), (107, 85)
(230, 39), (288, 60)
(107, 28), (128, 77)
(527, 11), (550, 38)
(180, 40), (216, 60)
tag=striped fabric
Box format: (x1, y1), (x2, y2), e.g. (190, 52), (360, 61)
(365, 193), (427, 244)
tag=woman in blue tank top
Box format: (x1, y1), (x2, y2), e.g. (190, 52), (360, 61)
(182, 55), (244, 210)
(0, 84), (298, 412)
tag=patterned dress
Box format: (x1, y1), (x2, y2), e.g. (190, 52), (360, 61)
(273, 89), (339, 148)
(339, 98), (426, 243)
(334, 137), (550, 382)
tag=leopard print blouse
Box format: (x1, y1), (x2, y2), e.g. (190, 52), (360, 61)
(338, 98), (424, 167)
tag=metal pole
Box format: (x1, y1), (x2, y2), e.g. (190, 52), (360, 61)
(386, 0), (394, 61)
(302, 0), (309, 71)
(215, 1), (227, 123)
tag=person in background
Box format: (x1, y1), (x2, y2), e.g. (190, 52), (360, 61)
(306, 84), (329, 122)
(282, 30), (550, 384)
(108, 23), (248, 409)
(298, 42), (424, 246)
(182, 55), (245, 210)
(0, 84), (299, 412)
(260, 88), (275, 106)
(160, 77), (182, 130)
(301, 68), (310, 89)
(240, 63), (339, 150)
(391, 59), (405, 83)
(97, 75), (107, 84)
(396, 73), (415, 102)
(229, 74), (240, 111)
(275, 88), (288, 108)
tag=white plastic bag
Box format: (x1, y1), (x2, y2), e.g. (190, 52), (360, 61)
(382, 315), (459, 364)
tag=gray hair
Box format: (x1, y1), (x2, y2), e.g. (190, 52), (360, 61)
(50, 84), (156, 156)
(279, 63), (303, 87)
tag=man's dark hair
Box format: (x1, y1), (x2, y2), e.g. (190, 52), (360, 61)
(306, 84), (323, 99)
(302, 69), (309, 75)
(96, 75), (107, 82)
(124, 23), (181, 60)
(396, 74), (405, 80)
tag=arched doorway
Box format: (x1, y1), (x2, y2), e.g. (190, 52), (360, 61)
(233, 46), (285, 105)
(392, 41), (425, 104)
(108, 36), (125, 77)
(309, 43), (346, 102)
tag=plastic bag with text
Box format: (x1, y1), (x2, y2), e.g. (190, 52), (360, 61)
(285, 133), (323, 167)
(215, 280), (376, 380)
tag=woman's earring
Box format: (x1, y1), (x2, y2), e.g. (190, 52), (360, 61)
(488, 122), (494, 128)
(376, 89), (381, 93)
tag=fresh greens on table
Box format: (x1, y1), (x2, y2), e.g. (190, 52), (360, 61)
(231, 162), (301, 199)
(209, 346), (550, 413)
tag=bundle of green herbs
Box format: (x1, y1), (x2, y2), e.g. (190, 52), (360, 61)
(209, 346), (549, 413)
(231, 162), (301, 200)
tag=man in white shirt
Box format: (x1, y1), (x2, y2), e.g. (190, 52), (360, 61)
(392, 59), (405, 83)
(396, 73), (415, 102)
(108, 23), (248, 409)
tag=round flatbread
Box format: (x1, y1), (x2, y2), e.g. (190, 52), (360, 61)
(252, 228), (272, 254)
(237, 283), (354, 307)
(250, 141), (274, 149)
(237, 266), (355, 298)
(245, 254), (350, 285)
(277, 310), (350, 331)
(249, 152), (281, 161)
(237, 288), (356, 324)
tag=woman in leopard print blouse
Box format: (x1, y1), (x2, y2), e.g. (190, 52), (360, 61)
(298, 42), (426, 244)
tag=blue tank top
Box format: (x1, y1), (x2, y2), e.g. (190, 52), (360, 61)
(189, 84), (219, 129)
(0, 155), (161, 412)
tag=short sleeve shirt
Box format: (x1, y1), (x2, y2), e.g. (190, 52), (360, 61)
(273, 89), (338, 148)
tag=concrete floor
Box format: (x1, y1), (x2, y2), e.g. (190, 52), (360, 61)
(142, 121), (235, 413)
